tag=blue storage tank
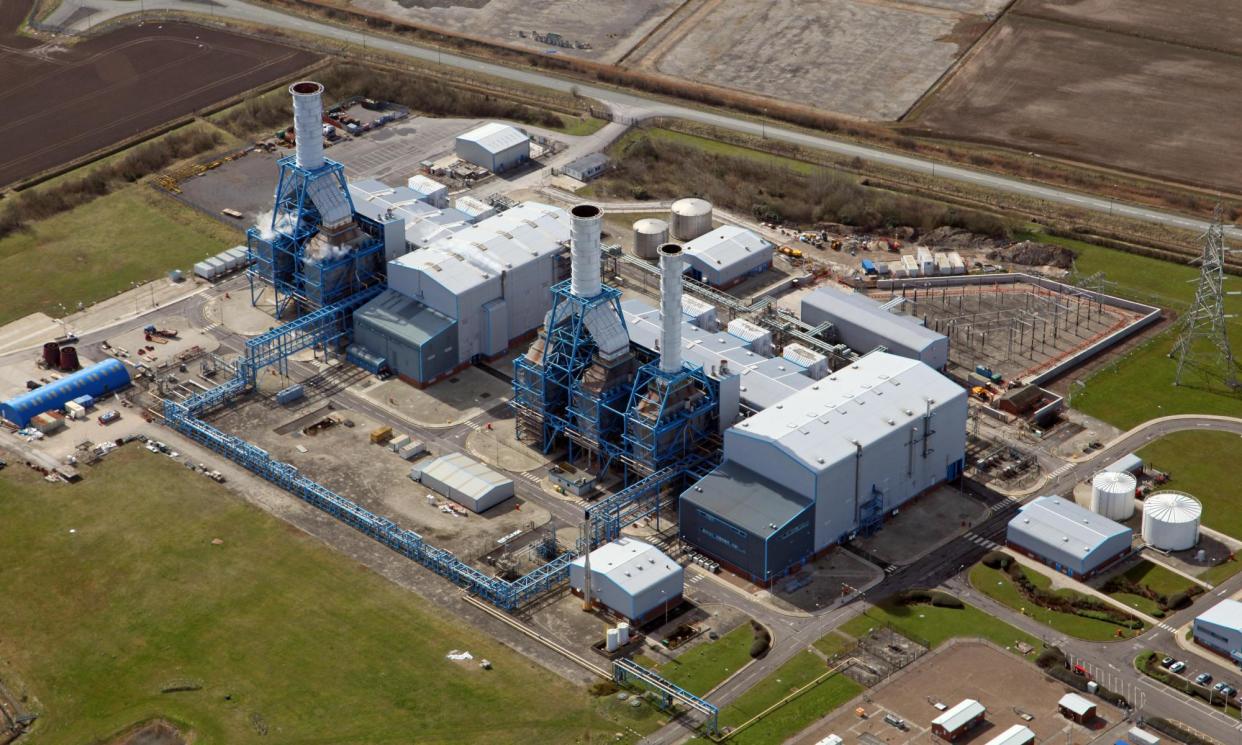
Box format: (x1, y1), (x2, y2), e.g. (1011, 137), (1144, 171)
(0, 358), (130, 427)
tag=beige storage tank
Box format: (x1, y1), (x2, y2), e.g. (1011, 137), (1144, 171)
(633, 218), (669, 259)
(670, 198), (712, 241)
(1142, 491), (1201, 551)
(1090, 471), (1136, 521)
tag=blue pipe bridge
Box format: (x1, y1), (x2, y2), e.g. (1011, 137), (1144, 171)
(614, 658), (719, 735)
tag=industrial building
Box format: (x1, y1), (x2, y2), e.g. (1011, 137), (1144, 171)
(681, 352), (968, 582)
(569, 537), (683, 623)
(406, 174), (449, 208)
(561, 153), (609, 182)
(455, 122), (530, 173)
(348, 178), (473, 257)
(802, 286), (950, 370)
(415, 452), (514, 513)
(358, 201), (572, 385)
(0, 358), (131, 427)
(1192, 599), (1242, 660)
(1006, 496), (1133, 578)
(932, 699), (986, 741)
(1057, 693), (1096, 723)
(982, 725), (1035, 745)
(681, 225), (774, 288)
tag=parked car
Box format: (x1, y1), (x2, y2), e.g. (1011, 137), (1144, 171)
(1214, 682), (1237, 697)
(1169, 660), (1186, 674)
(1196, 672), (1214, 686)
(1160, 656), (1175, 668)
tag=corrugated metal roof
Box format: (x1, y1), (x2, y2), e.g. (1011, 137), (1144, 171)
(1, 359), (130, 427)
(571, 538), (681, 596)
(1009, 496), (1130, 558)
(1058, 693), (1094, 716)
(683, 225), (773, 270)
(456, 122), (529, 154)
(420, 452), (511, 498)
(681, 461), (811, 538)
(983, 724), (1035, 745)
(1196, 598), (1242, 631)
(933, 699), (985, 731)
(731, 352), (965, 469)
(803, 286), (945, 354)
(563, 152), (608, 175)
(355, 288), (455, 345)
(407, 174), (447, 196)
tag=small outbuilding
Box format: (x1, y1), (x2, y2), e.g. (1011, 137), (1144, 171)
(682, 225), (773, 288)
(569, 537), (684, 624)
(1193, 598), (1242, 660)
(455, 122), (530, 173)
(561, 152), (609, 182)
(406, 174), (449, 209)
(931, 699), (986, 741)
(1006, 496), (1133, 578)
(982, 724), (1035, 745)
(416, 452), (514, 513)
(1057, 692), (1096, 723)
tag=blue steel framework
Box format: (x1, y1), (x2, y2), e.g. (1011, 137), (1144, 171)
(622, 363), (718, 472)
(247, 156), (385, 316)
(613, 658), (718, 735)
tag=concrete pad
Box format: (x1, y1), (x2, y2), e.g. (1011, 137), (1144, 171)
(765, 549), (884, 615)
(853, 484), (991, 567)
(0, 350), (97, 401)
(466, 418), (550, 473)
(0, 313), (59, 356)
(363, 371), (512, 429)
(203, 286), (283, 337)
(105, 316), (219, 370)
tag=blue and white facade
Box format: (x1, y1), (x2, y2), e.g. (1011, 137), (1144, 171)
(1194, 600), (1242, 661)
(1007, 496), (1133, 577)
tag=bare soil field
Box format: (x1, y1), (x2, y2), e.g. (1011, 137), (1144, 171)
(646, 0), (1010, 120)
(913, 10), (1242, 191)
(349, 0), (682, 63)
(0, 2), (318, 186)
(1018, 0), (1242, 56)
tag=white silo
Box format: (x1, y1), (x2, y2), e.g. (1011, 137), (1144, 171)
(1090, 471), (1136, 521)
(670, 198), (713, 241)
(1142, 491), (1202, 551)
(633, 218), (669, 259)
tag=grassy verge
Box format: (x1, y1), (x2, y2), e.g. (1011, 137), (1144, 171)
(0, 187), (240, 325)
(1103, 560), (1202, 616)
(1135, 651), (1240, 717)
(638, 624), (756, 697)
(969, 564), (1145, 641)
(555, 113), (608, 137)
(840, 598), (1045, 656)
(0, 446), (643, 743)
(812, 631), (854, 659)
(703, 652), (862, 745)
(1139, 432), (1242, 541)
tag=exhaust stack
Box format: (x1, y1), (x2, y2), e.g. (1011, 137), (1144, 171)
(290, 81), (326, 171)
(658, 242), (684, 374)
(570, 204), (602, 299)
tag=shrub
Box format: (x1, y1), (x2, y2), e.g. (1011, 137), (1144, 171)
(930, 592), (964, 609)
(589, 681), (619, 697)
(1165, 591), (1192, 611)
(981, 551), (1011, 570)
(749, 636), (770, 658)
(1035, 647), (1065, 669)
(1147, 717), (1217, 745)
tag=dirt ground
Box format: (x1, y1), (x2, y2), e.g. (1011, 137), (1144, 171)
(350, 0), (681, 63)
(913, 9), (1242, 191)
(0, 1), (318, 186)
(795, 641), (1116, 745)
(647, 0), (1009, 120)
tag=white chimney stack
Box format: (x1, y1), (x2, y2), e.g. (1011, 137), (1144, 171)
(570, 204), (602, 298)
(658, 242), (684, 374)
(289, 80), (325, 171)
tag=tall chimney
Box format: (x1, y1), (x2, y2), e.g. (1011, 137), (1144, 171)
(570, 204), (602, 298)
(658, 242), (684, 374)
(289, 81), (325, 171)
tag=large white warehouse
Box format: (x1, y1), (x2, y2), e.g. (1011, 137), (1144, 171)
(681, 225), (774, 288)
(455, 122), (530, 173)
(1007, 496), (1132, 578)
(680, 352), (968, 582)
(801, 286), (949, 370)
(417, 452), (514, 513)
(356, 201), (571, 384)
(570, 538), (684, 623)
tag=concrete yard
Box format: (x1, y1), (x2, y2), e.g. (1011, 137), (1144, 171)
(914, 7), (1242, 191)
(852, 484), (992, 568)
(646, 0), (1008, 120)
(364, 369), (512, 428)
(350, 0), (683, 63)
(795, 641), (1115, 745)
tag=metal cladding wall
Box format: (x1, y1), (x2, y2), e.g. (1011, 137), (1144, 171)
(1, 358), (130, 426)
(801, 287), (949, 369)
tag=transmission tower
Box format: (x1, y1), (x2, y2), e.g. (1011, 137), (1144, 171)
(1169, 205), (1239, 387)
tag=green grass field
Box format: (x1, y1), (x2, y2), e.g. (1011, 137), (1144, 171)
(839, 597), (1045, 655)
(703, 652), (861, 745)
(1139, 431), (1242, 539)
(969, 564), (1145, 641)
(811, 631), (854, 659)
(0, 187), (240, 325)
(555, 114), (608, 137)
(1114, 560), (1197, 596)
(0, 447), (650, 744)
(644, 623), (755, 697)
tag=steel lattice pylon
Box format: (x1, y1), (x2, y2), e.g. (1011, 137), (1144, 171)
(1170, 206), (1239, 387)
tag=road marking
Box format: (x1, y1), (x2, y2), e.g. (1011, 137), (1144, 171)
(1047, 462), (1075, 478)
(965, 532), (1000, 550)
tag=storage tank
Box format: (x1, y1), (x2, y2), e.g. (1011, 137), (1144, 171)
(1142, 491), (1201, 551)
(633, 218), (669, 259)
(670, 198), (712, 242)
(42, 342), (60, 368)
(58, 346), (80, 372)
(1090, 471), (1136, 520)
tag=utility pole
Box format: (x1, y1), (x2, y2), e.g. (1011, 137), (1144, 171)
(1170, 204), (1240, 387)
(581, 520), (593, 612)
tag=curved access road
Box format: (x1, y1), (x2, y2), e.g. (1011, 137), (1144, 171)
(41, 0), (1240, 241)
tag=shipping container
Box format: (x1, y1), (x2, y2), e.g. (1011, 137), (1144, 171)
(275, 384), (304, 405)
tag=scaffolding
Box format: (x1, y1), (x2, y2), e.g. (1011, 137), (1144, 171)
(247, 155), (385, 316)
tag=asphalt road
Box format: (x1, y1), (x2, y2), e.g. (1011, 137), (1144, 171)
(41, 0), (1241, 242)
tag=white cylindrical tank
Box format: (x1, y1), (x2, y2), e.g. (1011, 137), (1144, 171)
(570, 204), (603, 299)
(633, 218), (669, 259)
(617, 622), (630, 644)
(289, 81), (326, 171)
(606, 627), (620, 652)
(1142, 491), (1202, 551)
(658, 243), (684, 374)
(1090, 471), (1136, 521)
(670, 198), (712, 242)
